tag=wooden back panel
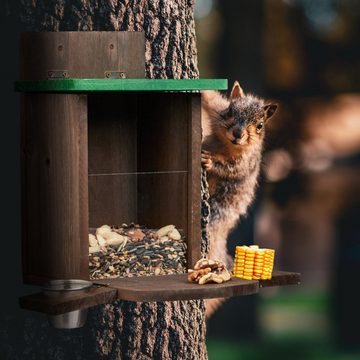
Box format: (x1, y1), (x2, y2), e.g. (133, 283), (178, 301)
(20, 32), (145, 80)
(137, 93), (189, 232)
(88, 93), (138, 227)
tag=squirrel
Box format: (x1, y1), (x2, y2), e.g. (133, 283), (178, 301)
(201, 81), (277, 316)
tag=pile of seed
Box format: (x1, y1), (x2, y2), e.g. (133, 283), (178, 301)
(89, 224), (187, 279)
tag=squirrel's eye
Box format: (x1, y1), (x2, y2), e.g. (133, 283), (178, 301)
(256, 122), (264, 133)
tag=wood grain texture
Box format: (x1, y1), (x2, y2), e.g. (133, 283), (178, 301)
(137, 172), (188, 231)
(95, 274), (259, 302)
(20, 32), (145, 80)
(88, 92), (190, 231)
(88, 93), (138, 175)
(88, 93), (138, 227)
(259, 270), (301, 288)
(137, 92), (188, 232)
(15, 79), (228, 92)
(187, 93), (202, 268)
(18, 271), (300, 315)
(137, 93), (188, 172)
(21, 94), (89, 284)
(19, 286), (117, 315)
(88, 175), (138, 227)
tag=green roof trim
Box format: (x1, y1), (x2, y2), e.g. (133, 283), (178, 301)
(15, 79), (228, 93)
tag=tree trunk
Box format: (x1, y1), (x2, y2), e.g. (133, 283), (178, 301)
(19, 1), (208, 359)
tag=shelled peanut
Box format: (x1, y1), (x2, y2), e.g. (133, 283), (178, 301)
(188, 258), (231, 285)
(233, 245), (275, 280)
(89, 225), (129, 253)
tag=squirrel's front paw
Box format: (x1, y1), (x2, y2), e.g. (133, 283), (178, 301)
(201, 150), (213, 171)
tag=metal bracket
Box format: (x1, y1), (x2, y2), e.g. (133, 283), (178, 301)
(47, 70), (69, 79)
(105, 71), (126, 79)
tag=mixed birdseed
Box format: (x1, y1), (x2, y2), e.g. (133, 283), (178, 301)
(89, 223), (187, 279)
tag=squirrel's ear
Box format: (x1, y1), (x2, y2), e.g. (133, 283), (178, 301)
(263, 104), (278, 122)
(230, 81), (244, 99)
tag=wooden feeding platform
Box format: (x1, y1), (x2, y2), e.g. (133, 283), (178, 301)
(17, 32), (300, 319)
(19, 271), (300, 315)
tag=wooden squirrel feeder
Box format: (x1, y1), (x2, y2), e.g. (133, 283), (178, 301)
(16, 32), (299, 319)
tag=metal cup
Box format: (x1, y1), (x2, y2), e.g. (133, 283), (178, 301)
(42, 279), (93, 329)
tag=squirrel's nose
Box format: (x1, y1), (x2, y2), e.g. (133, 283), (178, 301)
(233, 128), (241, 139)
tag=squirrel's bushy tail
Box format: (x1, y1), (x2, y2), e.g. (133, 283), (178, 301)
(205, 297), (226, 318)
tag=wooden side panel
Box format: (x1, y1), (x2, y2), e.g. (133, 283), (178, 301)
(20, 32), (145, 80)
(187, 94), (202, 268)
(88, 93), (138, 227)
(21, 94), (88, 284)
(137, 93), (188, 232)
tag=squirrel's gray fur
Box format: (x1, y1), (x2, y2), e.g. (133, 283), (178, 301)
(201, 82), (277, 316)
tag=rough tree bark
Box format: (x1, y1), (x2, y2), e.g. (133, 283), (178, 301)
(19, 1), (208, 359)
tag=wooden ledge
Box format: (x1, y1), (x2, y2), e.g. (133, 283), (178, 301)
(19, 286), (117, 315)
(19, 271), (300, 315)
(95, 274), (259, 302)
(259, 270), (301, 288)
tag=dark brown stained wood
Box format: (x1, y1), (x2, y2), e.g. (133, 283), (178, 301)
(187, 94), (202, 268)
(19, 286), (117, 315)
(137, 172), (188, 231)
(20, 32), (69, 81)
(68, 32), (145, 80)
(137, 93), (188, 172)
(88, 93), (138, 227)
(18, 271), (300, 314)
(88, 175), (137, 227)
(137, 92), (189, 233)
(88, 93), (138, 175)
(20, 32), (145, 80)
(88, 92), (190, 232)
(259, 271), (301, 288)
(96, 274), (259, 302)
(21, 94), (89, 284)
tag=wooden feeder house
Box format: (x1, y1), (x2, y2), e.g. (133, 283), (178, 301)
(16, 32), (300, 323)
